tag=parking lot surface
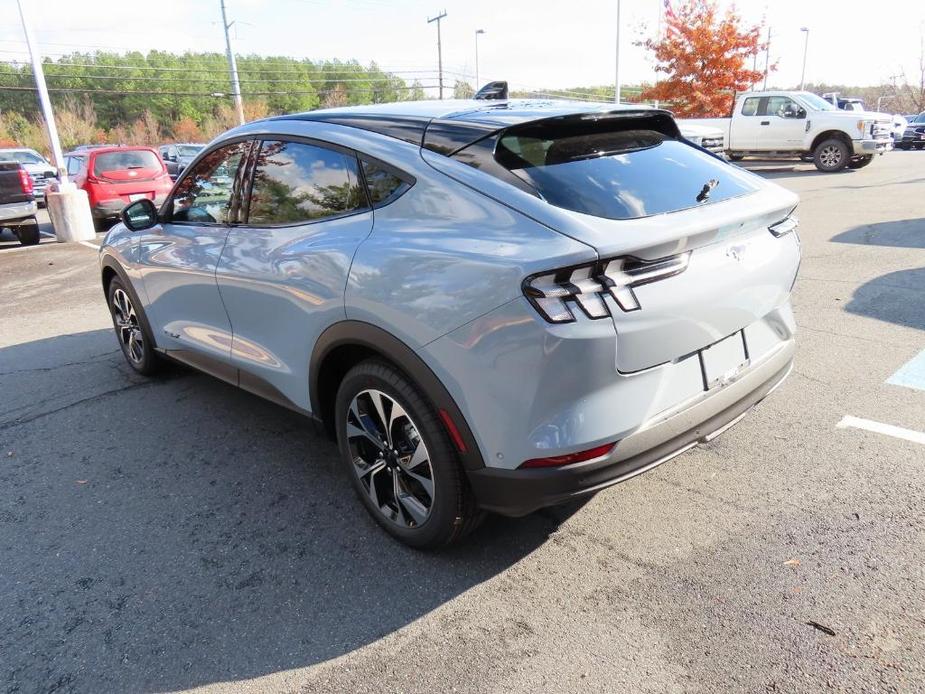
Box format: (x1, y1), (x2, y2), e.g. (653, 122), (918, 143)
(1, 153), (924, 693)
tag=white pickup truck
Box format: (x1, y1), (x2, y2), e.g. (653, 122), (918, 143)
(682, 90), (893, 172)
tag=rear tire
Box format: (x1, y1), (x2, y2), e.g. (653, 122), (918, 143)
(12, 218), (40, 246)
(334, 359), (482, 549)
(847, 155), (874, 169)
(107, 278), (160, 376)
(813, 138), (850, 172)
(728, 154), (744, 161)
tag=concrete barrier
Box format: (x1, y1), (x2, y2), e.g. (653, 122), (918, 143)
(45, 181), (95, 243)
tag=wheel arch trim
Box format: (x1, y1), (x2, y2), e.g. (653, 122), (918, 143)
(309, 320), (486, 471)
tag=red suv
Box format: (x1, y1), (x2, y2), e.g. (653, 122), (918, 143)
(63, 146), (173, 227)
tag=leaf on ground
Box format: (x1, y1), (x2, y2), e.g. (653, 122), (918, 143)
(783, 559), (801, 566)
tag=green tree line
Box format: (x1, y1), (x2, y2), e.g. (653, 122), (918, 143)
(0, 50), (424, 131)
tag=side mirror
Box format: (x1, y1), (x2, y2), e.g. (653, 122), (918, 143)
(121, 199), (159, 231)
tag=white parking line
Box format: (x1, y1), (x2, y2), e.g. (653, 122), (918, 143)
(78, 240), (100, 250)
(836, 416), (925, 446)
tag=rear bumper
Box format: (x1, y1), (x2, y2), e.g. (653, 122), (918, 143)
(0, 200), (38, 224)
(467, 338), (794, 517)
(92, 196), (167, 219)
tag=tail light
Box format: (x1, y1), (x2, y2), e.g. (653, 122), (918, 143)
(769, 209), (799, 238)
(18, 168), (33, 195)
(523, 252), (691, 323)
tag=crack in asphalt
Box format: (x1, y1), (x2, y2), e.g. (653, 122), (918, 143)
(0, 350), (120, 377)
(0, 380), (160, 432)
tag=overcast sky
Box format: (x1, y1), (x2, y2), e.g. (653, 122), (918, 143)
(1, 0), (923, 93)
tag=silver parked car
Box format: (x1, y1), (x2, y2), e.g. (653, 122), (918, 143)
(100, 99), (800, 548)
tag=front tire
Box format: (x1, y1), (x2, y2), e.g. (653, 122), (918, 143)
(107, 278), (160, 376)
(813, 138), (850, 172)
(847, 155), (874, 169)
(334, 360), (481, 549)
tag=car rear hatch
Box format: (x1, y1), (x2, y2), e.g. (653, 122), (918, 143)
(91, 150), (165, 197)
(442, 109), (801, 373)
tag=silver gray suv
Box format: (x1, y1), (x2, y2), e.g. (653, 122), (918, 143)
(100, 99), (801, 548)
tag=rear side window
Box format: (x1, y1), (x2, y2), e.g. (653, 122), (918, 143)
(247, 140), (367, 225)
(741, 98), (760, 116)
(67, 156), (84, 175)
(93, 150), (161, 175)
(361, 159), (411, 207)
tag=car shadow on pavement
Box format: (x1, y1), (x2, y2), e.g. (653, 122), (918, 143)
(844, 267), (925, 331)
(831, 218), (925, 249)
(0, 329), (578, 693)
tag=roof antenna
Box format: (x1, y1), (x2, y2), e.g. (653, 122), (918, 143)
(474, 81), (508, 100)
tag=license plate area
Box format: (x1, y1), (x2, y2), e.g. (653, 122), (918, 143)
(700, 331), (749, 390)
(128, 193), (149, 201)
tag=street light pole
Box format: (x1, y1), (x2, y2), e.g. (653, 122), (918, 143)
(475, 29), (485, 88)
(220, 0), (245, 126)
(763, 26), (772, 90)
(799, 27), (809, 91)
(16, 0), (66, 181)
(428, 11), (448, 99)
(614, 0), (622, 103)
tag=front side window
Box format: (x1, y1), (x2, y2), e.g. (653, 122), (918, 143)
(765, 96), (804, 118)
(67, 156), (84, 175)
(361, 159), (411, 207)
(741, 97), (760, 116)
(494, 126), (760, 220)
(247, 140), (367, 225)
(169, 141), (248, 225)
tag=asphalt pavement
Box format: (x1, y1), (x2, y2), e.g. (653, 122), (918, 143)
(1, 152), (924, 693)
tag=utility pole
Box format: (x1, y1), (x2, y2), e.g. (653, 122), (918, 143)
(763, 26), (772, 90)
(428, 11), (447, 99)
(16, 0), (65, 180)
(220, 0), (245, 125)
(614, 0), (622, 103)
(475, 29), (485, 88)
(799, 27), (809, 91)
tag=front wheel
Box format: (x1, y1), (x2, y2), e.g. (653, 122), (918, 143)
(335, 360), (482, 549)
(848, 155), (874, 169)
(107, 278), (160, 376)
(813, 138), (850, 172)
(728, 154), (744, 162)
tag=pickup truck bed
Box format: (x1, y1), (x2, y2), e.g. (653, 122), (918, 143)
(0, 162), (39, 246)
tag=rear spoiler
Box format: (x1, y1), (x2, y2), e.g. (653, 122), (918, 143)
(424, 108), (681, 157)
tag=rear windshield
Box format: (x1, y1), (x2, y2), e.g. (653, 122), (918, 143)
(94, 150), (161, 174)
(495, 128), (759, 220)
(177, 145), (203, 157)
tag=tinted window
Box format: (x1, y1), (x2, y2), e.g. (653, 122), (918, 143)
(93, 150), (161, 174)
(361, 159), (411, 206)
(741, 98), (760, 116)
(247, 140), (366, 225)
(67, 156), (84, 175)
(170, 142), (247, 224)
(495, 128), (760, 220)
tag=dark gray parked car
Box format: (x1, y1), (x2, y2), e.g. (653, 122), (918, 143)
(159, 143), (205, 179)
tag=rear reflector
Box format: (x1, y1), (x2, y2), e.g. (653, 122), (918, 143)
(520, 442), (615, 469)
(438, 409), (467, 453)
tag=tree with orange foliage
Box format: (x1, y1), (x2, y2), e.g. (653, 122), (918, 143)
(639, 0), (768, 117)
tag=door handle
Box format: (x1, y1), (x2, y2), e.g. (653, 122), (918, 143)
(760, 120), (770, 125)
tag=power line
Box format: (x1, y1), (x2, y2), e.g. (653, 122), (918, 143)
(0, 71), (445, 84)
(0, 85), (441, 96)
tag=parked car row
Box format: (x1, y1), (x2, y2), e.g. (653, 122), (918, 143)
(896, 112), (925, 150)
